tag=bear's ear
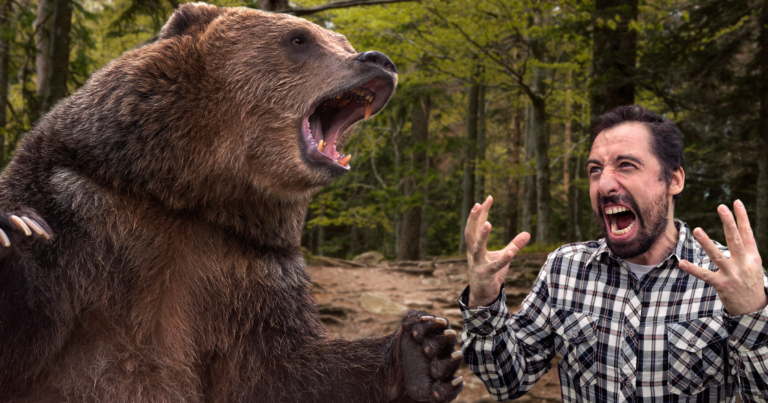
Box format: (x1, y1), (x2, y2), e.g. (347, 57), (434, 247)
(159, 2), (226, 40)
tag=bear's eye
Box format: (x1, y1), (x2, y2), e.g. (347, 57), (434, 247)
(292, 35), (307, 46)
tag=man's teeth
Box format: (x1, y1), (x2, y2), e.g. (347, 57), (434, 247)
(610, 216), (635, 235)
(606, 206), (629, 214)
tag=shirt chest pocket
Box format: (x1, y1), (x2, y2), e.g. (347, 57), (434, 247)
(667, 317), (728, 396)
(552, 309), (598, 388)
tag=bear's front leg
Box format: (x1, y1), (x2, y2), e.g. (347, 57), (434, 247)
(0, 208), (53, 260)
(395, 311), (464, 403)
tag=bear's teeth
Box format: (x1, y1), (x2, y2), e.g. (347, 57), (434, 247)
(364, 101), (372, 120)
(318, 140), (325, 152)
(338, 155), (351, 166)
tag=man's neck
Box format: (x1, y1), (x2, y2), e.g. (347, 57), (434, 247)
(625, 218), (679, 266)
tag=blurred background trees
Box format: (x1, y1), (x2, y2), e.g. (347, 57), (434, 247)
(1, 0), (765, 259)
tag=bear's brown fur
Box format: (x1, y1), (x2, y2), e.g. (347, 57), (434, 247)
(0, 4), (462, 402)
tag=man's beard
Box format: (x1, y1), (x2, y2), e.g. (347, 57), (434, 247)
(593, 191), (669, 260)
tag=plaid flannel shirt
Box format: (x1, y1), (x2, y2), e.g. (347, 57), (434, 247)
(459, 220), (768, 402)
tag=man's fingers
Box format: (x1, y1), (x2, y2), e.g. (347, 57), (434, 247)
(488, 249), (516, 275)
(500, 232), (531, 257)
(471, 221), (491, 262)
(680, 260), (720, 287)
(477, 196), (493, 228)
(511, 232), (531, 251)
(717, 204), (747, 260)
(464, 203), (482, 251)
(734, 200), (759, 254)
(692, 227), (732, 273)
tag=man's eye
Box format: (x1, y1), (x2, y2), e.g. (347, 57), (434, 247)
(619, 162), (635, 168)
(589, 166), (601, 175)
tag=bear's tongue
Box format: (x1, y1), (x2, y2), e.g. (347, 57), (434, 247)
(308, 113), (347, 164)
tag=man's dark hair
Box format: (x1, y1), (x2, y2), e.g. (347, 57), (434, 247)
(592, 105), (685, 205)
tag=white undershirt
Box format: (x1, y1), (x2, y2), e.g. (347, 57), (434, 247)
(625, 262), (656, 280)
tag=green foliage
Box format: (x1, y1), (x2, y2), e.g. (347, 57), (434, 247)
(0, 0), (764, 260)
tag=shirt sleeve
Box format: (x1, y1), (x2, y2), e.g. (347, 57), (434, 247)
(726, 273), (768, 402)
(458, 267), (556, 401)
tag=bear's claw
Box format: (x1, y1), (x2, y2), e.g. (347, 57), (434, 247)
(0, 211), (53, 258)
(401, 311), (464, 403)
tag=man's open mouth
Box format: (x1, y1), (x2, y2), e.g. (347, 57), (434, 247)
(302, 77), (394, 170)
(605, 205), (637, 237)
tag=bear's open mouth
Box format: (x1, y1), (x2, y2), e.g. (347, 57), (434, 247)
(302, 77), (394, 170)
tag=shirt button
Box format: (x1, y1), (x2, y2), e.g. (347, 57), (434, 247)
(483, 326), (493, 333)
(481, 312), (490, 320)
(484, 354), (494, 361)
(634, 283), (640, 291)
(627, 328), (635, 337)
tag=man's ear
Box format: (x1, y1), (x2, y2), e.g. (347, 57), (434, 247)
(159, 2), (225, 40)
(668, 167), (685, 197)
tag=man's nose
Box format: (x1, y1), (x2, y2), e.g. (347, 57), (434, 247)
(597, 171), (621, 196)
(354, 51), (397, 74)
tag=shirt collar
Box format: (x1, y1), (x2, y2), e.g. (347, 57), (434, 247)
(587, 219), (694, 266)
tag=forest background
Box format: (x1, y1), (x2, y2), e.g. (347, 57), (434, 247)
(0, 0), (766, 262)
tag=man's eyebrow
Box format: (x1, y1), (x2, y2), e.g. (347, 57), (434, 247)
(615, 155), (643, 165)
(586, 159), (601, 167)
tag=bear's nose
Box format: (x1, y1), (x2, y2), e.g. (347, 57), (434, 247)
(355, 51), (397, 74)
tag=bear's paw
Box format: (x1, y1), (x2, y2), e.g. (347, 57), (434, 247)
(0, 209), (52, 259)
(400, 312), (464, 402)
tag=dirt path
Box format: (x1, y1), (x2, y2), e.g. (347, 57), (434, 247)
(308, 255), (563, 403)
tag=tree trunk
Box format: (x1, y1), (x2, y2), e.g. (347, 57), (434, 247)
(475, 82), (486, 202)
(419, 151), (429, 261)
(459, 77), (479, 255)
(317, 211), (325, 257)
(398, 94), (430, 261)
(260, 0), (290, 11)
(505, 100), (523, 241)
(522, 103), (536, 238)
(532, 72), (551, 245)
(564, 71), (578, 242)
(390, 106), (406, 258)
(33, 0), (50, 123)
(40, 0), (72, 115)
(0, 0), (10, 167)
(591, 0), (637, 131)
(573, 147), (583, 241)
(563, 72), (572, 203)
(757, 0), (768, 257)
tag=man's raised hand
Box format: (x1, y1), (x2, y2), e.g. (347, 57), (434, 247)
(679, 200), (767, 316)
(466, 196), (530, 309)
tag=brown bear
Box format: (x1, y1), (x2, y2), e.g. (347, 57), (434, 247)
(0, 3), (463, 402)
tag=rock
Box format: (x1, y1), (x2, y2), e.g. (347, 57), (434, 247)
(505, 291), (531, 307)
(421, 278), (442, 287)
(432, 296), (456, 306)
(443, 308), (462, 319)
(449, 274), (467, 283)
(317, 304), (348, 318)
(388, 261), (435, 275)
(360, 292), (407, 315)
(308, 255), (366, 268)
(405, 300), (434, 310)
(352, 251), (385, 266)
(319, 316), (344, 326)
